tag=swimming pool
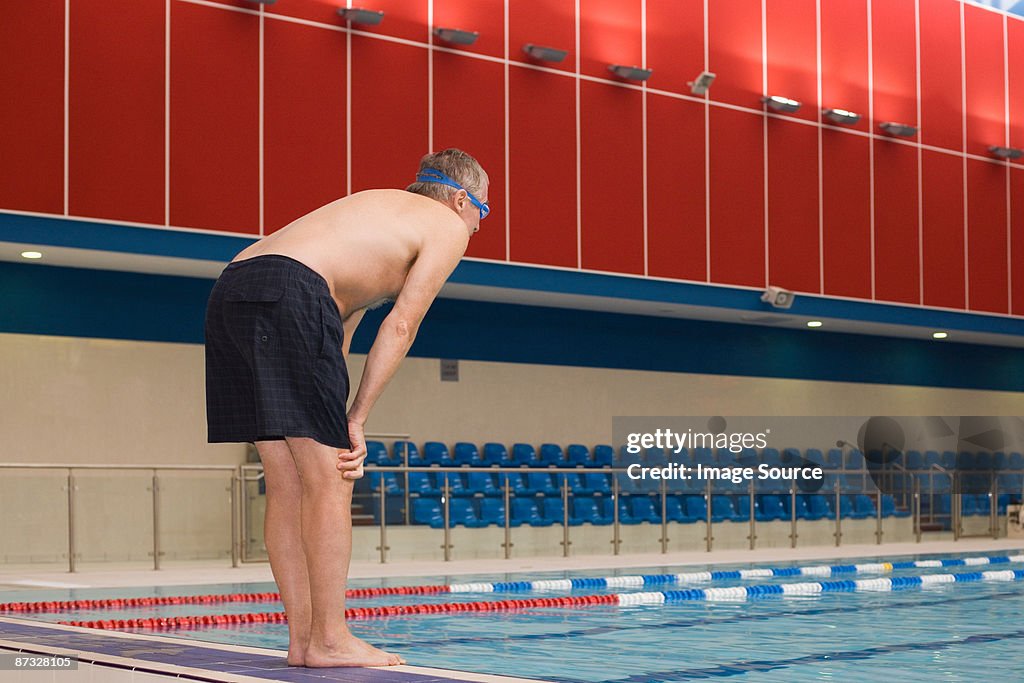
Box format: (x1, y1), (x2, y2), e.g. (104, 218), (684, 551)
(4, 552), (1024, 682)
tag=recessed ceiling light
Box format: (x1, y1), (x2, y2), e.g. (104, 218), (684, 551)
(20, 251), (42, 259)
(806, 321), (823, 328)
(932, 331), (948, 340)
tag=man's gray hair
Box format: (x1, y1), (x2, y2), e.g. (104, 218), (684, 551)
(406, 148), (488, 201)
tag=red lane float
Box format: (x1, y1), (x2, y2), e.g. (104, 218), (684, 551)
(0, 584), (450, 613)
(58, 594), (620, 630)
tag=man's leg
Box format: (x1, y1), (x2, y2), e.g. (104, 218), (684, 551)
(254, 439), (312, 666)
(286, 436), (403, 667)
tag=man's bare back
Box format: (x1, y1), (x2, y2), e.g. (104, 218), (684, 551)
(232, 189), (469, 320)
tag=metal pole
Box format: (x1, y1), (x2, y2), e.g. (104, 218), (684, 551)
(503, 476), (512, 559)
(612, 476), (620, 556)
(378, 474), (389, 563)
(875, 489), (883, 545)
(704, 478), (712, 552)
(991, 472), (999, 540)
(789, 481), (797, 549)
(403, 452), (410, 527)
(561, 476), (571, 558)
(953, 472), (960, 541)
(152, 469), (161, 570)
(914, 477), (921, 543)
(230, 468), (239, 568)
(834, 481), (842, 547)
(67, 470), (76, 573)
(747, 478), (756, 550)
(239, 465), (250, 562)
(442, 475), (451, 561)
(660, 478), (668, 554)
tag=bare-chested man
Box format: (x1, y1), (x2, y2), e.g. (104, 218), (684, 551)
(205, 149), (488, 668)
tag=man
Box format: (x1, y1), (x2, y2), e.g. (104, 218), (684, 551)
(205, 149), (488, 668)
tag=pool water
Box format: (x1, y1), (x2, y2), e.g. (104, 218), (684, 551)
(5, 553), (1024, 682)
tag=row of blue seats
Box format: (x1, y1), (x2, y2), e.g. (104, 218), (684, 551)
(407, 493), (918, 528)
(366, 441), (1024, 472)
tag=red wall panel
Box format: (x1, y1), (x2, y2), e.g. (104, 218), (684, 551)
(508, 68), (576, 268)
(707, 0), (763, 108)
(963, 4), (1005, 158)
(767, 119), (819, 293)
(434, 0), (504, 59)
(579, 81), (643, 275)
(822, 131), (871, 300)
(349, 37), (428, 193)
(919, 0), (963, 151)
(871, 0), (918, 137)
(579, 0), (642, 81)
(708, 108), (764, 288)
(169, 2), (259, 234)
(645, 0), (703, 95)
(966, 159), (1008, 313)
(509, 0), (576, 73)
(1013, 168), (1024, 316)
(921, 150), (965, 309)
(872, 140), (919, 304)
(69, 0), (164, 225)
(346, 0), (428, 44)
(263, 19), (346, 234)
(1010, 19), (1024, 151)
(820, 0), (869, 134)
(434, 53), (506, 261)
(267, 0), (347, 27)
(0, 1), (64, 214)
(765, 0), (818, 123)
(646, 95), (705, 282)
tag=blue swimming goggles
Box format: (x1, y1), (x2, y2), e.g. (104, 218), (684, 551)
(415, 168), (490, 220)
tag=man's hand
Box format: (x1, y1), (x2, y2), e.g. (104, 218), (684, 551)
(337, 420), (367, 479)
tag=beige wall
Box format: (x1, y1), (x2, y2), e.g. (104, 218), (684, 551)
(2, 331), (1022, 466)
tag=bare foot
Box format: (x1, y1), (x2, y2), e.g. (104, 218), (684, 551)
(305, 634), (405, 667)
(286, 648), (305, 666)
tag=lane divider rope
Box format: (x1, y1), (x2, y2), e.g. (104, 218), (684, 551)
(6, 553), (1022, 614)
(56, 568), (1024, 630)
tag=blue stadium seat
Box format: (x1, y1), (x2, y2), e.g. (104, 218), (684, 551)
(564, 472), (588, 495)
(616, 471), (644, 495)
(825, 449), (844, 469)
(923, 450), (942, 469)
(543, 497), (582, 526)
(395, 440), (424, 467)
(1010, 452), (1024, 470)
(756, 495), (787, 521)
(449, 498), (488, 528)
(498, 472), (529, 496)
(761, 448), (782, 466)
(733, 494), (756, 520)
(880, 494), (911, 518)
(440, 472), (468, 496)
(940, 451), (957, 469)
(511, 498), (550, 527)
(714, 448), (736, 467)
(693, 448), (716, 467)
(365, 441), (389, 466)
(424, 441), (455, 467)
(412, 498), (443, 527)
(408, 472), (440, 496)
(684, 495), (709, 521)
(804, 448), (826, 468)
(998, 473), (1024, 492)
(584, 472), (612, 496)
(540, 443), (568, 467)
(974, 452), (993, 471)
(603, 496), (639, 524)
(365, 471), (402, 495)
(960, 494), (978, 516)
(467, 471), (499, 496)
(483, 442), (515, 467)
(956, 451), (976, 471)
(513, 443), (541, 467)
(807, 494), (834, 520)
(994, 452), (1008, 470)
(593, 445), (614, 468)
(572, 497), (610, 525)
(905, 450), (924, 470)
(646, 448), (668, 466)
(567, 444), (592, 467)
(453, 442), (484, 467)
(711, 495), (741, 522)
(630, 496), (661, 523)
(783, 494), (823, 521)
(664, 495), (695, 523)
(479, 498), (521, 527)
(852, 494), (877, 518)
(843, 449), (865, 470)
(524, 472), (559, 496)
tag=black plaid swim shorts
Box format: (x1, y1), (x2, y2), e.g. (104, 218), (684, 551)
(205, 254), (351, 449)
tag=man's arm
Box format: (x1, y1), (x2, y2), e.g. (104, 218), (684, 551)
(337, 225), (467, 475)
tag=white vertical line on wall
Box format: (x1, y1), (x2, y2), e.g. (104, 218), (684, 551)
(346, 0), (352, 197)
(259, 5), (265, 236)
(816, 0), (824, 294)
(761, 0), (769, 288)
(867, 0), (876, 300)
(1004, 14), (1011, 313)
(961, 1), (970, 308)
(575, 0), (582, 269)
(504, 0), (511, 261)
(915, 0), (923, 304)
(64, 0), (70, 216)
(165, 0), (171, 227)
(704, 0), (711, 281)
(642, 0), (649, 276)
(428, 0), (434, 152)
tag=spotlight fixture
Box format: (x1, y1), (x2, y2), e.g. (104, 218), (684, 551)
(879, 121), (918, 137)
(823, 108), (861, 125)
(687, 71), (715, 95)
(337, 8), (384, 25)
(434, 27), (479, 45)
(989, 145), (1024, 160)
(932, 331), (948, 340)
(608, 64), (652, 81)
(762, 95), (801, 113)
(806, 320), (823, 328)
(20, 251), (42, 259)
(761, 286), (795, 310)
(522, 44), (568, 63)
